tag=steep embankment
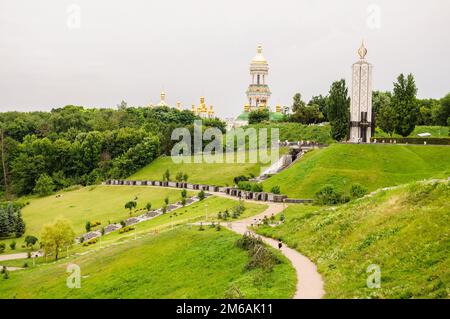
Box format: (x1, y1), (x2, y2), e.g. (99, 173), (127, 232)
(257, 180), (450, 298)
(263, 144), (450, 198)
(0, 227), (296, 299)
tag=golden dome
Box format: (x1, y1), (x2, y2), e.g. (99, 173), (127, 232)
(251, 45), (267, 64)
(358, 40), (367, 60)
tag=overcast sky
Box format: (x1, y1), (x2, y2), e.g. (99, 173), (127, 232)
(0, 0), (449, 117)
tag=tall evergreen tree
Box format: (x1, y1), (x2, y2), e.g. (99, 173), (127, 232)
(15, 209), (25, 237)
(5, 203), (16, 234)
(392, 73), (418, 137)
(326, 79), (350, 141)
(0, 206), (8, 237)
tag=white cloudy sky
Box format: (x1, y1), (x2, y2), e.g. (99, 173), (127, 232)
(0, 0), (449, 117)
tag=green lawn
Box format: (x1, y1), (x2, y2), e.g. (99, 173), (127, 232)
(0, 185), (193, 252)
(256, 180), (450, 298)
(0, 227), (296, 299)
(374, 125), (449, 138)
(263, 143), (450, 198)
(243, 122), (333, 145)
(128, 150), (281, 186)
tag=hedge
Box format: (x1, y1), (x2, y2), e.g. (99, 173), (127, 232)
(370, 137), (450, 145)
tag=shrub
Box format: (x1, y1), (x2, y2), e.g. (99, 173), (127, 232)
(350, 183), (368, 199)
(82, 237), (99, 246)
(0, 243), (5, 254)
(235, 233), (263, 250)
(145, 202), (152, 211)
(118, 226), (134, 234)
(216, 224), (221, 231)
(9, 241), (16, 250)
(217, 212), (222, 219)
(271, 185), (281, 194)
(198, 190), (205, 201)
(315, 185), (344, 205)
(237, 181), (251, 191)
(162, 204), (167, 213)
(85, 221), (91, 232)
(181, 189), (187, 199)
(181, 198), (186, 207)
(246, 244), (280, 271)
(233, 175), (249, 185)
(164, 197), (169, 205)
(279, 214), (285, 222)
(251, 183), (263, 193)
(23, 262), (28, 268)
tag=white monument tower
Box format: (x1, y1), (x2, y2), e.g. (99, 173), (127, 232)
(349, 41), (373, 143)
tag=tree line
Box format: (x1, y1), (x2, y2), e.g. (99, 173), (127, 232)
(248, 73), (449, 141)
(0, 105), (225, 199)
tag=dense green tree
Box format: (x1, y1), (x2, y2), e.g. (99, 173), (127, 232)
(125, 201), (137, 216)
(24, 235), (38, 248)
(391, 73), (419, 137)
(290, 93), (324, 124)
(436, 93), (450, 126)
(33, 174), (55, 196)
(40, 219), (75, 260)
(248, 109), (270, 124)
(326, 79), (350, 141)
(308, 95), (328, 121)
(14, 209), (25, 237)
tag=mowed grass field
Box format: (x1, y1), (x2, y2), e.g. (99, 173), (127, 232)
(256, 180), (450, 298)
(0, 227), (296, 299)
(2, 186), (192, 244)
(129, 149), (285, 186)
(263, 144), (450, 198)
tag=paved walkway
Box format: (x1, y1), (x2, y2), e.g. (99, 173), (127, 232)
(208, 191), (325, 299)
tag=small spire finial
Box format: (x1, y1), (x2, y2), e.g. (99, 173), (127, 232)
(358, 40), (367, 60)
(257, 45), (262, 54)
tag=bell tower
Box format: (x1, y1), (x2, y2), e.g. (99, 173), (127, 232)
(245, 45), (271, 111)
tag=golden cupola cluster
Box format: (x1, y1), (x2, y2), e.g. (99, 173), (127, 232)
(192, 96), (215, 118)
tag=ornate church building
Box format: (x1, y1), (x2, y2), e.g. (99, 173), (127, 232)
(244, 45), (271, 112)
(349, 42), (373, 143)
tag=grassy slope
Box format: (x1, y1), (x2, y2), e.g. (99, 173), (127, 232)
(256, 181), (450, 298)
(0, 185), (193, 251)
(244, 122), (333, 145)
(263, 144), (450, 198)
(128, 150), (284, 186)
(0, 227), (296, 299)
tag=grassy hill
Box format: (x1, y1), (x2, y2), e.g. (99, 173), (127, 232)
(263, 144), (450, 198)
(0, 227), (296, 299)
(0, 185), (194, 251)
(128, 150), (279, 186)
(241, 122), (333, 145)
(256, 180), (450, 298)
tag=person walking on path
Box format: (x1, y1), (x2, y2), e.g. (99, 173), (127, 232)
(278, 239), (283, 250)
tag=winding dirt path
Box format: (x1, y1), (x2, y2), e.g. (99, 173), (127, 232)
(209, 191), (324, 299)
